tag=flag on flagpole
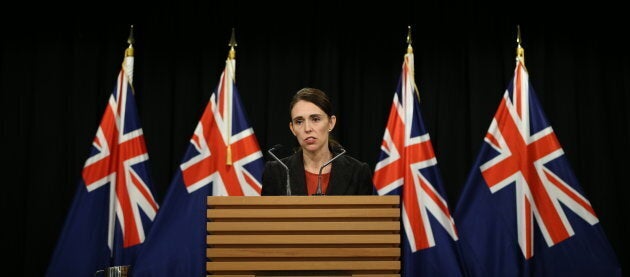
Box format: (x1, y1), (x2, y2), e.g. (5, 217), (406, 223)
(454, 47), (621, 276)
(132, 44), (264, 277)
(46, 36), (159, 276)
(373, 35), (464, 276)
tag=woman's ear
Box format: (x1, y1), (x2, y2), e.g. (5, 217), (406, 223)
(329, 115), (337, 131)
(289, 122), (296, 136)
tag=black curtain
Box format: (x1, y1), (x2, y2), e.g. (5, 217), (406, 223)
(2, 1), (627, 276)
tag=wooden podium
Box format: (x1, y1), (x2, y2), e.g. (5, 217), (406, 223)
(206, 195), (401, 276)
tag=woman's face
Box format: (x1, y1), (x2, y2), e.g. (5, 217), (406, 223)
(289, 100), (336, 153)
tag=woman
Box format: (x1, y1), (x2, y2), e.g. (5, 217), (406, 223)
(261, 87), (374, 196)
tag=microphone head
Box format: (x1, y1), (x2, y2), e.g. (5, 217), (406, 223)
(268, 144), (283, 153)
(333, 145), (345, 154)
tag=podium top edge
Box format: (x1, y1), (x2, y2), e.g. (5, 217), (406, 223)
(207, 195), (400, 205)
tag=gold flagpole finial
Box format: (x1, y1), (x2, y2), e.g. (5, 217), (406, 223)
(228, 27), (237, 60)
(516, 25), (525, 65)
(123, 25), (136, 87)
(406, 25), (413, 54)
(126, 25), (135, 57)
(405, 26), (420, 101)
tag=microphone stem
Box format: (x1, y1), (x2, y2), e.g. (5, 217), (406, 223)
(268, 147), (291, 196)
(315, 167), (325, 195)
(314, 149), (346, 196)
(285, 167), (291, 196)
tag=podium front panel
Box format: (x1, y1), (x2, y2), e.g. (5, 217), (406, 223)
(206, 195), (401, 277)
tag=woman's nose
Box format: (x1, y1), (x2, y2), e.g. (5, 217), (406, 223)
(304, 120), (313, 132)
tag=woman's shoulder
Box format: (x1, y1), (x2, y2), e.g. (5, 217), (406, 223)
(338, 153), (369, 168)
(265, 151), (299, 168)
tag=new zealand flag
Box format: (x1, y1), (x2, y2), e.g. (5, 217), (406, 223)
(46, 49), (159, 276)
(373, 49), (464, 276)
(454, 58), (621, 276)
(132, 55), (264, 276)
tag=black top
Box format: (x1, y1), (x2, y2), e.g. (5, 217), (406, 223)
(261, 149), (375, 196)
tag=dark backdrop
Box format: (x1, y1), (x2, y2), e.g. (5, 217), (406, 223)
(2, 1), (627, 276)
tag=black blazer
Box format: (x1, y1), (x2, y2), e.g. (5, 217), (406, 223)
(261, 149), (375, 196)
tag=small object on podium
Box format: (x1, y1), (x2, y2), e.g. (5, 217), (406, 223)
(94, 265), (130, 277)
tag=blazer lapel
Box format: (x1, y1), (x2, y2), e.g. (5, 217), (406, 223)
(288, 151), (308, 195)
(328, 155), (352, 195)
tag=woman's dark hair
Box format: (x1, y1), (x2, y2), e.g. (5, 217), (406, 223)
(289, 87), (341, 151)
(289, 87), (333, 119)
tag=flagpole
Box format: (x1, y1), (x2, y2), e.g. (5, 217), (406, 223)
(120, 23), (136, 253)
(226, 28), (237, 165)
(110, 24), (135, 263)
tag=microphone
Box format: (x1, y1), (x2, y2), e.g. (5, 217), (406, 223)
(313, 147), (346, 196)
(267, 144), (291, 196)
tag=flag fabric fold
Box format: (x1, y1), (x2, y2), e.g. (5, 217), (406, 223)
(373, 49), (464, 276)
(46, 49), (159, 276)
(132, 56), (264, 277)
(454, 58), (622, 276)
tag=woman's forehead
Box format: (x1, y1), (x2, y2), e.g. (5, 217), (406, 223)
(291, 100), (325, 118)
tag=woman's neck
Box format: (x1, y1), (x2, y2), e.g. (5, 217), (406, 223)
(302, 148), (332, 174)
